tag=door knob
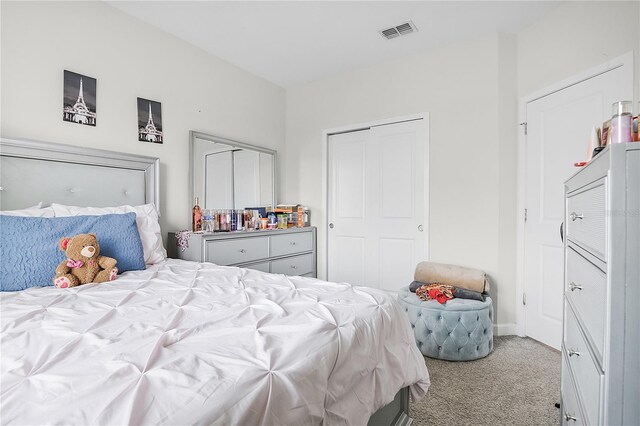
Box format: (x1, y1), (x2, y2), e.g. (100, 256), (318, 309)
(569, 212), (583, 221)
(418, 225), (424, 232)
(564, 412), (577, 422)
(329, 223), (334, 229)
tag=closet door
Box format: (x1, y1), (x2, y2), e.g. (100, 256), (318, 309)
(327, 119), (427, 292)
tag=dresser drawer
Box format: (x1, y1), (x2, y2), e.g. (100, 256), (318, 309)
(566, 179), (606, 260)
(566, 247), (606, 359)
(564, 307), (602, 425)
(205, 236), (269, 266)
(269, 232), (313, 257)
(561, 354), (586, 426)
(271, 253), (314, 276)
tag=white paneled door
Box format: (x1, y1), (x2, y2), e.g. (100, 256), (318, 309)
(327, 119), (428, 292)
(524, 62), (632, 349)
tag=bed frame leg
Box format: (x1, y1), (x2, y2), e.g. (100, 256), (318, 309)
(368, 387), (414, 426)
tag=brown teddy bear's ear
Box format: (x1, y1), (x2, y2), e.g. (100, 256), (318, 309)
(59, 237), (71, 251)
(89, 233), (97, 238)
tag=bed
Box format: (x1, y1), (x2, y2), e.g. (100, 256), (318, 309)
(0, 138), (430, 425)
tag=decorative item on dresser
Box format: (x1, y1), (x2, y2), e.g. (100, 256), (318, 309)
(561, 142), (639, 425)
(168, 227), (317, 277)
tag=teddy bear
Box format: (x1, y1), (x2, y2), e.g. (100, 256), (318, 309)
(53, 233), (118, 288)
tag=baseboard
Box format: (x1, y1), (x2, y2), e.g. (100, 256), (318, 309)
(493, 323), (518, 336)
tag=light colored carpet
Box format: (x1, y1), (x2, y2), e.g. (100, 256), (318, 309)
(410, 336), (561, 426)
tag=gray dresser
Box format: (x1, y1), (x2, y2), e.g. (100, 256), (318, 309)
(168, 227), (317, 277)
(561, 143), (639, 425)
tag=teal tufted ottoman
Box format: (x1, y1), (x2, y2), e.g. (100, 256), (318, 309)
(398, 287), (494, 361)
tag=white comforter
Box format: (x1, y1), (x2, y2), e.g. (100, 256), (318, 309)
(1, 259), (429, 425)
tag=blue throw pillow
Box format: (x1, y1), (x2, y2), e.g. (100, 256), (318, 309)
(0, 213), (145, 291)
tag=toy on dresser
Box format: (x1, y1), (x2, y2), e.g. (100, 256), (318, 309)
(53, 233), (118, 288)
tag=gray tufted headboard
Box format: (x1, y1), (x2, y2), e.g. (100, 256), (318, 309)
(0, 138), (159, 210)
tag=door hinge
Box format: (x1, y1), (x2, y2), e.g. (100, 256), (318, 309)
(523, 293), (527, 306)
(519, 122), (528, 135)
(524, 208), (528, 222)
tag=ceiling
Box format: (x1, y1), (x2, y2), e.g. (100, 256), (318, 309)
(107, 1), (562, 88)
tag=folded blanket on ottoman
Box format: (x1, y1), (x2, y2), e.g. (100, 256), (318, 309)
(414, 261), (489, 293)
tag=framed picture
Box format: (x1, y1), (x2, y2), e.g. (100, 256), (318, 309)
(63, 70), (97, 126)
(137, 98), (163, 144)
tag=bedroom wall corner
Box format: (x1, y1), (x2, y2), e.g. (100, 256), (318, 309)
(496, 32), (518, 335)
(0, 1), (286, 239)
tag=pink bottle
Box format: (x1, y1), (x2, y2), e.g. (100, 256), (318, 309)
(610, 101), (633, 144)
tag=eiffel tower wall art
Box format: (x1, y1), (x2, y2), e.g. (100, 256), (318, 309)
(137, 98), (163, 144)
(63, 70), (97, 126)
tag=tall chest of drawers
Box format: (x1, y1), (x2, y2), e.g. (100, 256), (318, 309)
(168, 227), (317, 277)
(561, 143), (639, 425)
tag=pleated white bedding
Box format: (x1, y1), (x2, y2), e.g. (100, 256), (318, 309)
(1, 259), (430, 425)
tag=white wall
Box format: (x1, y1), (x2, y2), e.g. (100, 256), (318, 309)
(518, 1), (640, 100)
(284, 34), (518, 330)
(497, 34), (518, 334)
(0, 1), (285, 236)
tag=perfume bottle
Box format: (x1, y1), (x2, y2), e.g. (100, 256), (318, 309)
(202, 209), (213, 233)
(610, 101), (633, 143)
(230, 209), (237, 231)
(219, 210), (227, 231)
(192, 197), (202, 232)
(212, 210), (219, 232)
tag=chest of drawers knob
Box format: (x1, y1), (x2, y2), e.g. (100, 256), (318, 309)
(569, 282), (583, 291)
(568, 349), (581, 357)
(569, 212), (584, 221)
(290, 265), (297, 269)
(290, 241), (296, 245)
(239, 249), (246, 253)
(564, 412), (578, 422)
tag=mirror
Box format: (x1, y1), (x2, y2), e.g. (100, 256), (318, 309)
(189, 131), (276, 211)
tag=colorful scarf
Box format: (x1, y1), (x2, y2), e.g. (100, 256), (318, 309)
(415, 283), (454, 304)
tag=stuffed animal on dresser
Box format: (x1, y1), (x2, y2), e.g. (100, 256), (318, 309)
(53, 233), (118, 288)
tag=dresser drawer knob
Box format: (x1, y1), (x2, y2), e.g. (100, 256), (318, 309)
(569, 282), (583, 291)
(290, 265), (297, 269)
(239, 249), (246, 253)
(290, 241), (296, 245)
(568, 349), (581, 357)
(564, 412), (577, 422)
(569, 212), (583, 221)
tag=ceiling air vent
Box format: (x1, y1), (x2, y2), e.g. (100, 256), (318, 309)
(380, 21), (417, 40)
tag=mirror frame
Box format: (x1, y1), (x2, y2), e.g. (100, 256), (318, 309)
(189, 130), (277, 216)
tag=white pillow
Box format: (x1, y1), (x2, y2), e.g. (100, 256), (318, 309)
(1, 203), (55, 217)
(51, 203), (166, 265)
